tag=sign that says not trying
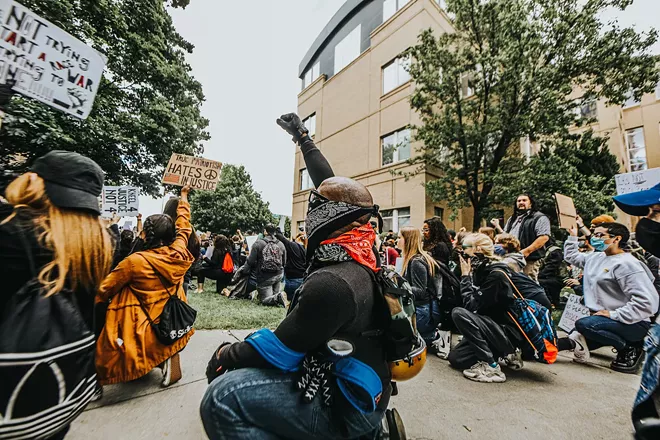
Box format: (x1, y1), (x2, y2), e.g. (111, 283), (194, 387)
(162, 153), (222, 191)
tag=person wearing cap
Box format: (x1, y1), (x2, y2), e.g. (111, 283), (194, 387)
(575, 214), (616, 239)
(200, 114), (394, 439)
(558, 222), (658, 373)
(0, 150), (115, 440)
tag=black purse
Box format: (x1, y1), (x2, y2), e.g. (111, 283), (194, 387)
(132, 255), (197, 345)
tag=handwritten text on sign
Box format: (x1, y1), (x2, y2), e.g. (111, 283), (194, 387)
(162, 154), (222, 191)
(0, 0), (106, 119)
(102, 186), (139, 217)
(558, 294), (591, 332)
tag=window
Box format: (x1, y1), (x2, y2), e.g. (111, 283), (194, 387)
(434, 207), (444, 220)
(625, 127), (648, 172)
(381, 208), (411, 232)
(460, 73), (474, 98)
(334, 24), (361, 74)
(299, 168), (313, 191)
(382, 128), (411, 166)
(302, 61), (321, 90)
(297, 221), (305, 233)
(623, 90), (641, 109)
(383, 0), (410, 21)
(579, 100), (597, 120)
(303, 113), (316, 138)
(382, 55), (411, 94)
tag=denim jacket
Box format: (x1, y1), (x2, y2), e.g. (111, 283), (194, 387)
(633, 324), (660, 439)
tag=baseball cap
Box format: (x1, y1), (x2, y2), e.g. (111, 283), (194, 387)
(613, 183), (660, 217)
(31, 150), (104, 215)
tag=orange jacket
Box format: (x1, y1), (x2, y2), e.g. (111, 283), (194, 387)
(95, 202), (195, 385)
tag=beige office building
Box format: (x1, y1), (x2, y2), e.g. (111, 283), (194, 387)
(292, 0), (659, 233)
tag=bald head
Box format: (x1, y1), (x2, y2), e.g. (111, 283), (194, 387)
(318, 176), (373, 207)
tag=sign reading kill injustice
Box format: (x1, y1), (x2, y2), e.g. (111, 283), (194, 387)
(101, 186), (139, 217)
(0, 0), (107, 118)
(162, 154), (222, 191)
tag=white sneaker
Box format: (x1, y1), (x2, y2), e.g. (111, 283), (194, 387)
(569, 331), (590, 364)
(463, 361), (506, 383)
(503, 349), (524, 371)
(432, 330), (452, 360)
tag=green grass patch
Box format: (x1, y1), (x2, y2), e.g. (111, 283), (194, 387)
(188, 282), (286, 330)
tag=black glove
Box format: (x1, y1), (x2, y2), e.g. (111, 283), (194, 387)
(276, 113), (309, 144)
(206, 342), (232, 384)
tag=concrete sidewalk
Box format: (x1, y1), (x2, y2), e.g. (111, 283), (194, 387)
(69, 330), (642, 439)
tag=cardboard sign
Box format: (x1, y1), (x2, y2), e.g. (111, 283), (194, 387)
(162, 153), (222, 191)
(555, 193), (577, 231)
(558, 294), (591, 332)
(615, 167), (660, 196)
(0, 0), (106, 119)
(101, 186), (139, 217)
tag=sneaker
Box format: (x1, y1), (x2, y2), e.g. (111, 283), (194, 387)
(274, 293), (286, 308)
(432, 330), (452, 360)
(463, 361), (506, 383)
(610, 345), (645, 374)
(162, 353), (182, 387)
(569, 331), (590, 364)
(503, 348), (524, 371)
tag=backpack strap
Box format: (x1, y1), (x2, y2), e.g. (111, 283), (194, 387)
(492, 269), (526, 302)
(135, 253), (179, 298)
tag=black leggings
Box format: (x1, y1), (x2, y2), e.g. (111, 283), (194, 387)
(198, 268), (233, 291)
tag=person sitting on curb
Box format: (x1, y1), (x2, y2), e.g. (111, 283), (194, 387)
(448, 233), (524, 383)
(200, 113), (392, 439)
(557, 222), (658, 373)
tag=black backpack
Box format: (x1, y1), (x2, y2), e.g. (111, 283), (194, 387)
(0, 232), (97, 440)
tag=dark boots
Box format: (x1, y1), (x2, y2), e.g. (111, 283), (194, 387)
(611, 345), (645, 374)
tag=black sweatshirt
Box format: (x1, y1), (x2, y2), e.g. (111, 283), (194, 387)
(460, 261), (515, 326)
(300, 135), (334, 187)
(275, 232), (307, 279)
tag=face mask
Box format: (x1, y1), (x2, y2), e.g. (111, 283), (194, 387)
(494, 244), (506, 256)
(589, 237), (610, 252)
(636, 217), (660, 258)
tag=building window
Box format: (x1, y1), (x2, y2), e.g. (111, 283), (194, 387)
(434, 207), (444, 220)
(460, 73), (475, 98)
(579, 100), (597, 119)
(625, 127), (648, 172)
(382, 128), (411, 166)
(302, 61), (321, 90)
(381, 207), (411, 233)
(383, 55), (411, 94)
(303, 114), (316, 138)
(297, 221), (305, 233)
(383, 0), (411, 22)
(623, 90), (641, 109)
(334, 24), (361, 74)
(299, 168), (313, 191)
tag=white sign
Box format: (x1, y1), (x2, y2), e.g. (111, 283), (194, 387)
(101, 186), (139, 217)
(162, 153), (223, 191)
(0, 0), (106, 118)
(558, 294), (591, 332)
(245, 235), (259, 251)
(615, 167), (660, 196)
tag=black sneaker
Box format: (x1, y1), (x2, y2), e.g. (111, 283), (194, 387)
(610, 345), (644, 374)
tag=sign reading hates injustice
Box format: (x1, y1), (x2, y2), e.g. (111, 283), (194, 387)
(162, 153), (222, 191)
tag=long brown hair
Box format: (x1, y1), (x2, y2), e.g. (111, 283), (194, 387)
(400, 226), (438, 277)
(2, 173), (113, 296)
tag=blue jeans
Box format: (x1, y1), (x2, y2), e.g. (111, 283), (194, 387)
(575, 315), (650, 351)
(416, 299), (442, 348)
(284, 277), (304, 302)
(200, 368), (384, 440)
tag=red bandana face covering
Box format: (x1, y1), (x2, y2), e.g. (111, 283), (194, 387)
(320, 226), (380, 272)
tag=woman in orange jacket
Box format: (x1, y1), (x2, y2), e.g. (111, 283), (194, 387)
(96, 186), (195, 387)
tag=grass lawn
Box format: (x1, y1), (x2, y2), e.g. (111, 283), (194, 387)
(188, 282), (286, 330)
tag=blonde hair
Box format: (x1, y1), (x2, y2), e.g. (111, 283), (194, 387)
(464, 233), (499, 260)
(478, 226), (495, 242)
(3, 173), (114, 296)
(400, 227), (438, 277)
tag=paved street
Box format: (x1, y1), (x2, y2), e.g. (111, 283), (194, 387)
(69, 330), (641, 440)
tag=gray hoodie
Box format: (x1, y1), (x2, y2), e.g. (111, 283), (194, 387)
(502, 252), (526, 273)
(564, 236), (658, 324)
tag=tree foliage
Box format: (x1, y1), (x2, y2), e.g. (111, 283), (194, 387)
(190, 164), (275, 236)
(407, 0), (658, 229)
(0, 0), (209, 196)
(490, 130), (620, 238)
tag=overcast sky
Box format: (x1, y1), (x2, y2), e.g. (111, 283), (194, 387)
(136, 0), (660, 220)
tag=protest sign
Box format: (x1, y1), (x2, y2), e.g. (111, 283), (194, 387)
(558, 294), (591, 332)
(554, 193), (577, 231)
(101, 186), (139, 217)
(162, 153), (222, 191)
(0, 0), (106, 119)
(245, 235), (259, 251)
(615, 167), (660, 196)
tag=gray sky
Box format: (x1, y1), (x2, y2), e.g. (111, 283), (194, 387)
(136, 0), (659, 220)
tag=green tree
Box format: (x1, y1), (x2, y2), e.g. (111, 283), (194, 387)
(0, 0), (209, 196)
(490, 130), (620, 238)
(190, 164), (275, 235)
(407, 0), (658, 229)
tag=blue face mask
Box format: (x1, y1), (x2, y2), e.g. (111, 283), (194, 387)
(590, 237), (610, 252)
(494, 244), (506, 256)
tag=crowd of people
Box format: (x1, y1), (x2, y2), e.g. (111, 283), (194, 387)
(1, 113), (660, 439)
